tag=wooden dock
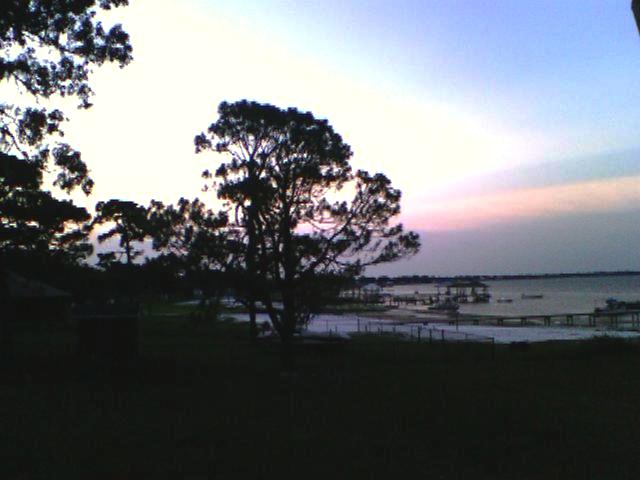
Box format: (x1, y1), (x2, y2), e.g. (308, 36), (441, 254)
(386, 308), (640, 330)
(453, 309), (640, 329)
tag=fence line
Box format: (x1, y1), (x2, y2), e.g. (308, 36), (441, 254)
(307, 316), (495, 346)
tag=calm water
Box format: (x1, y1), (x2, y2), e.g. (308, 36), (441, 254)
(231, 275), (640, 343)
(385, 274), (640, 317)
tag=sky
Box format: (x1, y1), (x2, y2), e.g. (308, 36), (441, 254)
(32, 0), (640, 275)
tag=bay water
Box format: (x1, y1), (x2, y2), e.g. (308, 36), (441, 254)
(385, 274), (640, 317)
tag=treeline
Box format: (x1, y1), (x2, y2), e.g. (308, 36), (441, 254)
(361, 271), (640, 286)
(0, 3), (420, 367)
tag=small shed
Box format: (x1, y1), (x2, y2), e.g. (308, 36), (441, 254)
(0, 269), (72, 353)
(2, 270), (72, 320)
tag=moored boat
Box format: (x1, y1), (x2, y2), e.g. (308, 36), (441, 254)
(595, 298), (640, 313)
(428, 298), (460, 313)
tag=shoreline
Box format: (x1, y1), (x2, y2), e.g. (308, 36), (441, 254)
(363, 270), (640, 285)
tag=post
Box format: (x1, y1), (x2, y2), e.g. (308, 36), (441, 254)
(0, 301), (15, 358)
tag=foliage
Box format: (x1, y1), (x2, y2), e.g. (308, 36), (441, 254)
(1, 0), (132, 186)
(92, 199), (148, 266)
(0, 151), (91, 262)
(147, 197), (230, 271)
(195, 100), (420, 361)
(0, 0), (131, 263)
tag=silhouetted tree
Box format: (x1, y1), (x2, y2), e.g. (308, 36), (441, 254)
(137, 254), (188, 298)
(0, 1), (131, 265)
(0, 152), (92, 265)
(195, 100), (278, 342)
(146, 198), (234, 301)
(148, 197), (230, 270)
(93, 199), (149, 265)
(196, 100), (420, 367)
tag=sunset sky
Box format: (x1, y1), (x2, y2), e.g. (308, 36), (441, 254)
(45, 0), (640, 275)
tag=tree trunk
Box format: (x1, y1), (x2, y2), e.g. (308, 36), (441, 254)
(124, 232), (132, 265)
(280, 249), (297, 371)
(280, 320), (295, 372)
(248, 302), (257, 342)
(279, 198), (297, 370)
(246, 193), (259, 344)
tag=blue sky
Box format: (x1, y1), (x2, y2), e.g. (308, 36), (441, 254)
(250, 1), (638, 150)
(47, 0), (640, 274)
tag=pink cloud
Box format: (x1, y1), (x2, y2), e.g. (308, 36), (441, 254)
(403, 175), (640, 231)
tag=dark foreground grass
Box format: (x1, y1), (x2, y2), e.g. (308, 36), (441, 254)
(2, 316), (640, 479)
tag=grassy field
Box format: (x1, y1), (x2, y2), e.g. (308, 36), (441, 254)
(2, 312), (640, 479)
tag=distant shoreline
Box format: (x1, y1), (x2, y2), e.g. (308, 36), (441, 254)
(363, 270), (640, 285)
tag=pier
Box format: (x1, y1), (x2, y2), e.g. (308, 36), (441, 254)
(438, 309), (640, 329)
(381, 308), (640, 330)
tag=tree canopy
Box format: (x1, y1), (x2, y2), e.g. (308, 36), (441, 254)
(0, 1), (132, 268)
(0, 151), (91, 262)
(196, 100), (420, 362)
(147, 197), (230, 271)
(92, 199), (148, 266)
(1, 0), (132, 192)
